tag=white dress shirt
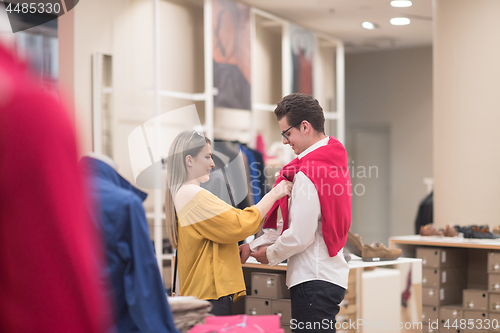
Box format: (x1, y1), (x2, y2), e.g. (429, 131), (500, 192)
(250, 137), (349, 289)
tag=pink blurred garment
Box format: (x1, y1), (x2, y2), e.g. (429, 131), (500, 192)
(255, 133), (267, 162)
(189, 315), (283, 333)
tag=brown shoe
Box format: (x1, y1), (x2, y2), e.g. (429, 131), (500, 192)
(420, 224), (444, 236)
(443, 225), (458, 237)
(346, 230), (363, 256)
(493, 226), (500, 235)
(362, 244), (402, 262)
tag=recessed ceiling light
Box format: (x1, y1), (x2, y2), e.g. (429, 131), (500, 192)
(391, 0), (412, 7)
(390, 17), (410, 25)
(362, 22), (377, 30)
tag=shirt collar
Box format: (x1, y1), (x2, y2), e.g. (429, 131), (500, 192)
(298, 136), (329, 160)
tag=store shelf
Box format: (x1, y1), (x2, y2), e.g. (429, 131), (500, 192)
(390, 235), (500, 250)
(243, 254), (420, 270)
(161, 253), (175, 261)
(146, 212), (166, 220)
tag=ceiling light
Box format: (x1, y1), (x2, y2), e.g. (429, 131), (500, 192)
(391, 0), (412, 7)
(362, 22), (377, 30)
(390, 17), (410, 25)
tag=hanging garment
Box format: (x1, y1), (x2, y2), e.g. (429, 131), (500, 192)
(247, 147), (268, 197)
(255, 133), (268, 162)
(81, 157), (177, 333)
(0, 43), (113, 333)
(240, 144), (262, 204)
(414, 192), (433, 234)
(204, 140), (251, 208)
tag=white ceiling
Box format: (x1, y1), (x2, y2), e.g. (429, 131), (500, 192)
(240, 0), (433, 53)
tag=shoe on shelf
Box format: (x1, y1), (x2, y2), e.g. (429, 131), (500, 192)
(345, 230), (363, 257)
(460, 225), (500, 239)
(474, 226), (500, 239)
(420, 224), (444, 236)
(361, 243), (402, 262)
(444, 225), (459, 237)
(493, 226), (500, 235)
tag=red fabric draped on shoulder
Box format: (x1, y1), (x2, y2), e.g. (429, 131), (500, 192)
(263, 137), (352, 257)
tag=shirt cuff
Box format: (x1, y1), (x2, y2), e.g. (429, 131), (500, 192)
(265, 244), (281, 266)
(249, 237), (266, 252)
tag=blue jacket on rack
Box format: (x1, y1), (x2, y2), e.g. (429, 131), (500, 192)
(81, 157), (178, 333)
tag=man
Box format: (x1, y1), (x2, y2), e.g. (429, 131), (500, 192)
(242, 93), (351, 332)
(81, 155), (178, 333)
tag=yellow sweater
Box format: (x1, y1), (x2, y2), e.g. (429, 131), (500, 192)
(176, 189), (265, 301)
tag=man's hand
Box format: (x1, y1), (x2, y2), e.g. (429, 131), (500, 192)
(251, 246), (269, 264)
(239, 243), (251, 264)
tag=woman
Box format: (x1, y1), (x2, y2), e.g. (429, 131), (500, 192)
(164, 130), (292, 315)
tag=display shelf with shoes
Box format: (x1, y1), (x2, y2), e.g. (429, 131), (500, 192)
(346, 230), (404, 262)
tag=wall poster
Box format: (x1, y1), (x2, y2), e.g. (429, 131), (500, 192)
(212, 0), (251, 110)
(289, 24), (315, 95)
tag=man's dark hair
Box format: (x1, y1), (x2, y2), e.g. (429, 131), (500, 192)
(274, 93), (325, 134)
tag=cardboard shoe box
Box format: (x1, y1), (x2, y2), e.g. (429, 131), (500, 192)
(439, 304), (463, 332)
(417, 247), (467, 269)
(489, 312), (500, 332)
(491, 293), (500, 313)
(271, 299), (291, 324)
(422, 267), (467, 288)
(463, 290), (488, 311)
(463, 310), (488, 324)
(251, 272), (290, 299)
(245, 296), (273, 316)
(488, 253), (500, 274)
(423, 306), (439, 322)
(423, 324), (439, 333)
(489, 274), (500, 293)
(439, 304), (463, 322)
(423, 286), (463, 306)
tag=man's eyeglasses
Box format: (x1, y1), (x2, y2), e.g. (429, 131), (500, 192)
(280, 121), (303, 141)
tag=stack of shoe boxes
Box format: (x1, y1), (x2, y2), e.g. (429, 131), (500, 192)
(245, 272), (291, 333)
(462, 289), (488, 332)
(417, 247), (468, 333)
(487, 252), (500, 332)
(337, 268), (357, 333)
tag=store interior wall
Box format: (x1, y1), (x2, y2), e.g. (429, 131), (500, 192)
(434, 0), (500, 231)
(345, 46), (433, 243)
(59, 0), (207, 219)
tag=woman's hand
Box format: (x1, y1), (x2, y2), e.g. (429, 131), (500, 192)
(239, 243), (251, 264)
(271, 180), (293, 200)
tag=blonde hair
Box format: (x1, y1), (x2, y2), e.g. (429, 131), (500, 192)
(165, 131), (211, 249)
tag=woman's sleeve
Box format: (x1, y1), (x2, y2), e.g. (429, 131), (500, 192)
(180, 191), (265, 244)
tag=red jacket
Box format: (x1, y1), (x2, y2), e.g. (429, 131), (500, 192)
(263, 137), (352, 257)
